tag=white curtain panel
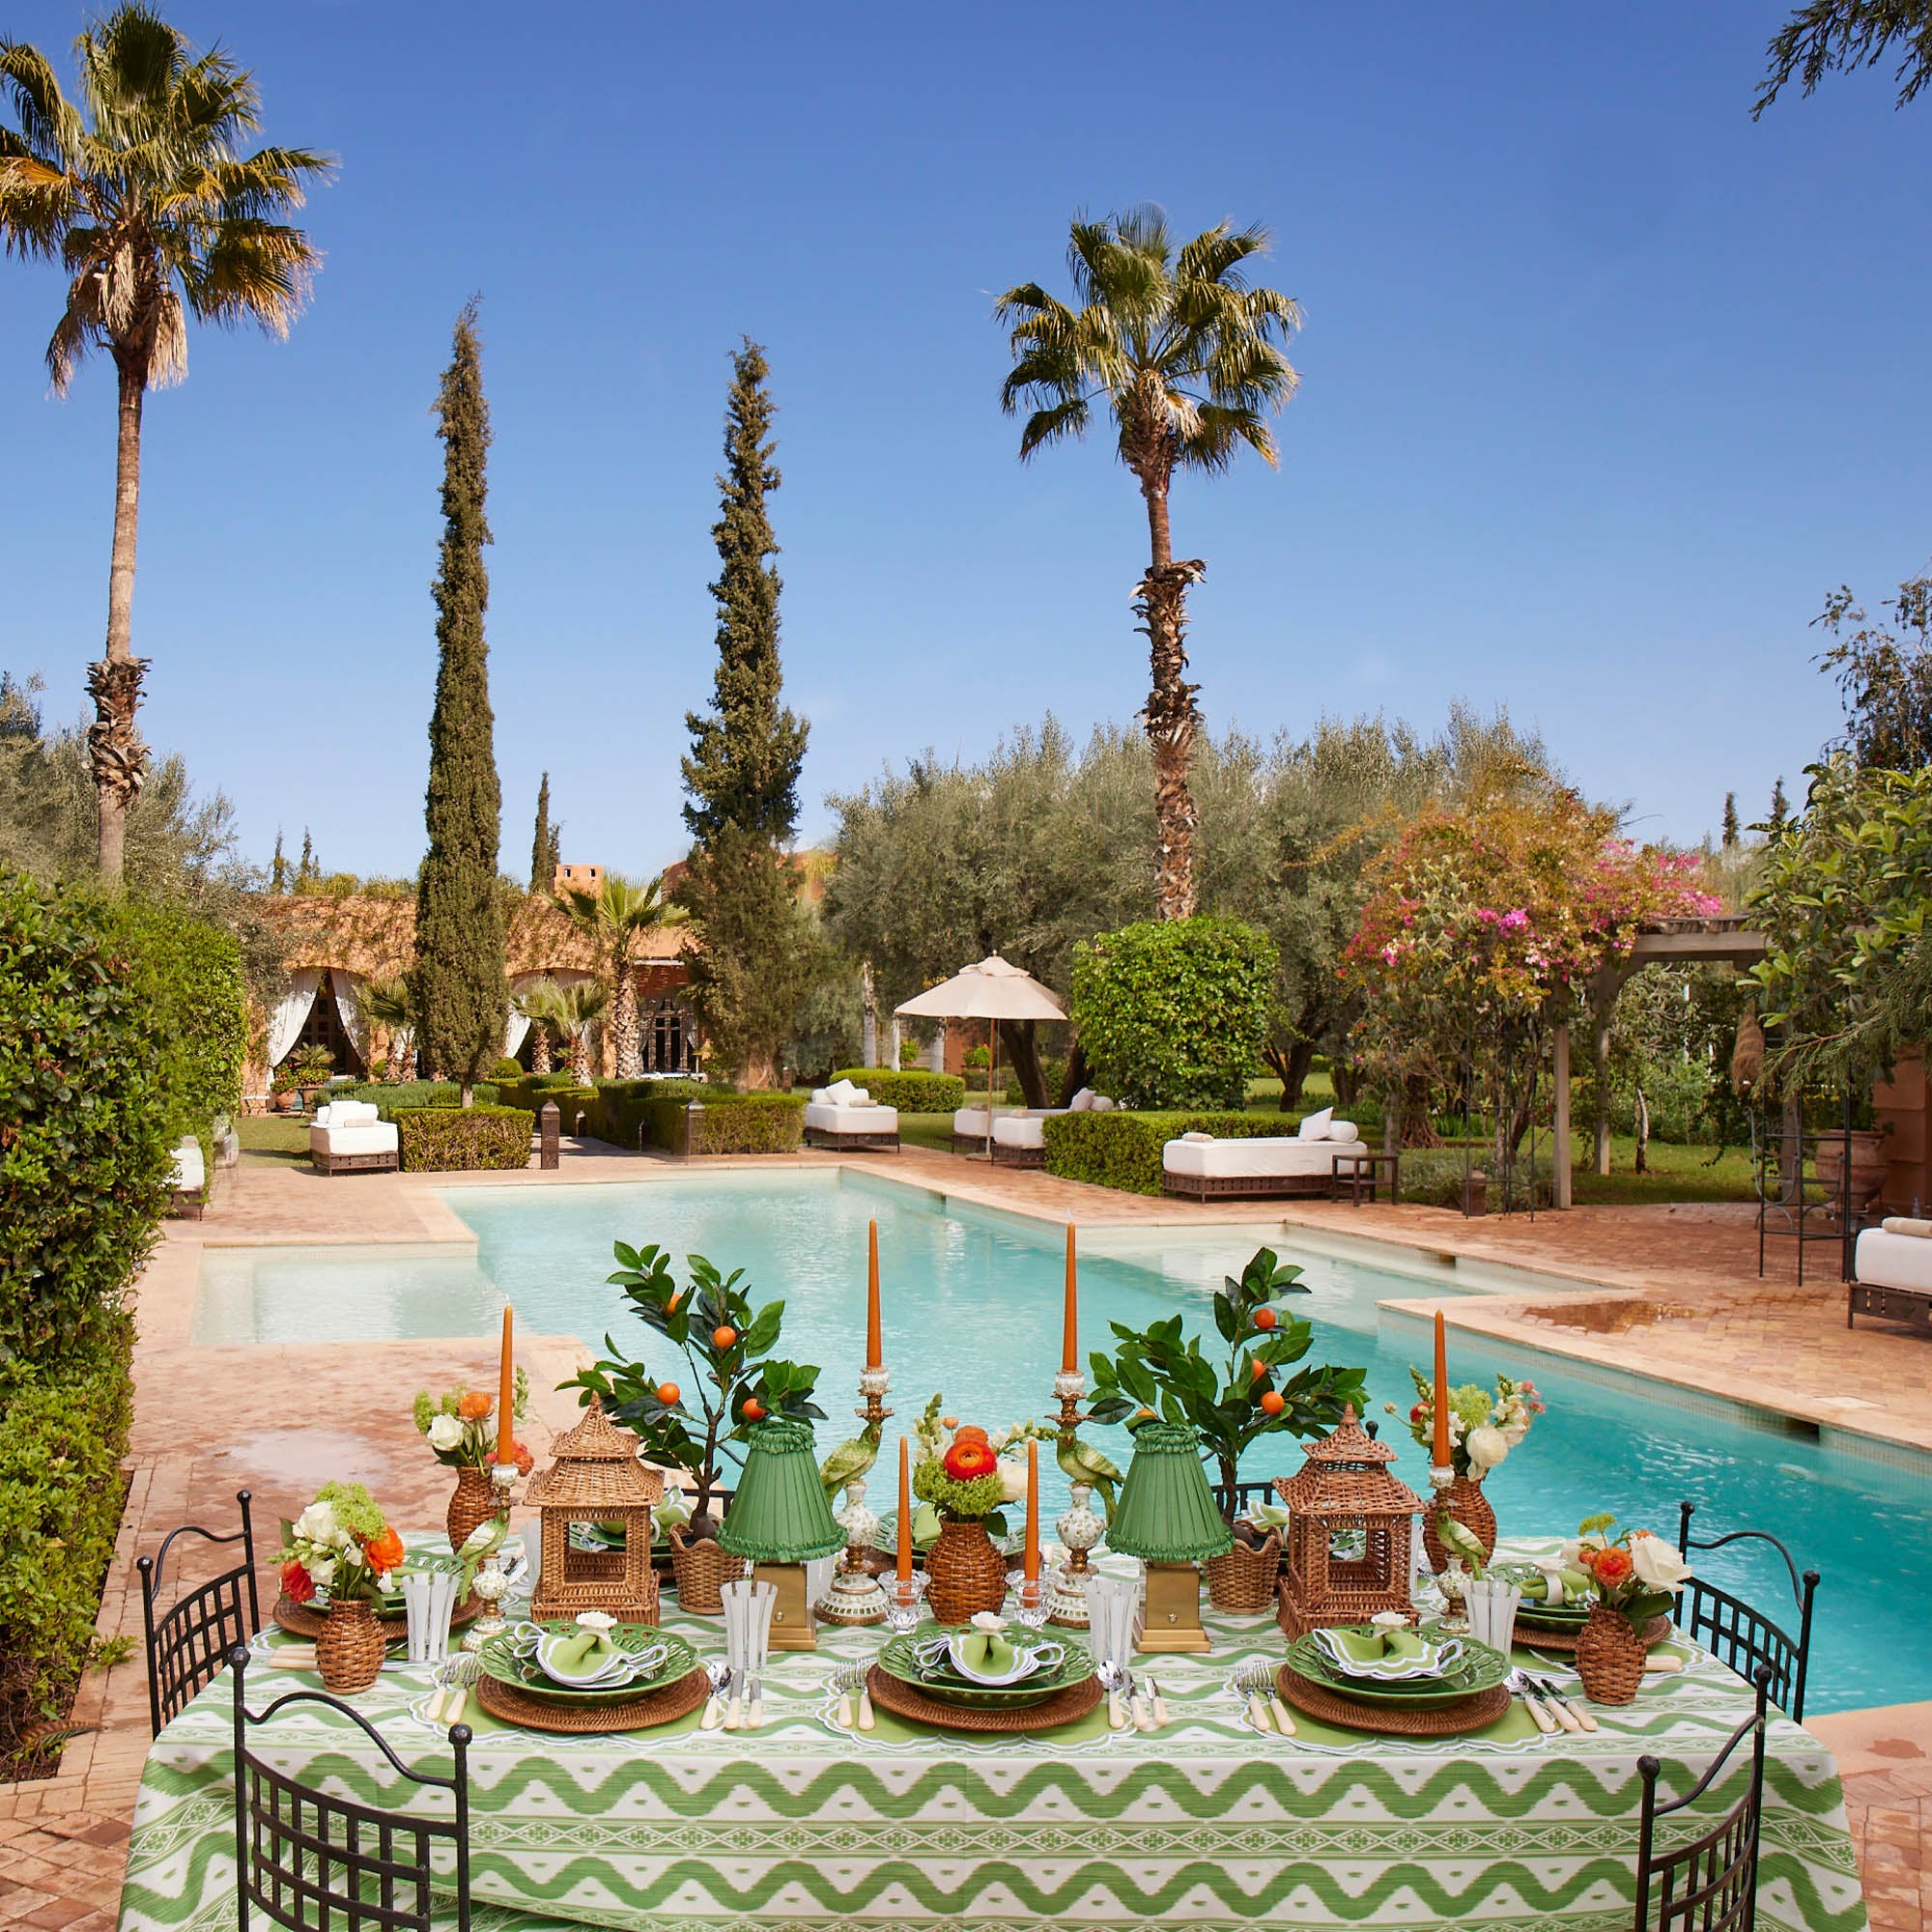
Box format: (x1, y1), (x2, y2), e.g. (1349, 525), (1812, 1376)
(267, 968), (322, 1067)
(332, 970), (368, 1065)
(503, 1005), (531, 1059)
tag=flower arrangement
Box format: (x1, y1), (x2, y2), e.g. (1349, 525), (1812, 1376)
(1392, 1370), (1543, 1479)
(1566, 1514), (1693, 1630)
(412, 1372), (533, 1471)
(275, 1483), (405, 1605)
(909, 1394), (1044, 1527)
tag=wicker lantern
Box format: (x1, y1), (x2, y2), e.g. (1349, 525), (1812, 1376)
(1105, 1421), (1235, 1655)
(1274, 1406), (1422, 1640)
(526, 1397), (665, 1625)
(718, 1421), (845, 1652)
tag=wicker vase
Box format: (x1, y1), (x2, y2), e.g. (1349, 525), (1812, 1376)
(445, 1465), (497, 1556)
(1575, 1599), (1648, 1705)
(1422, 1471), (1497, 1572)
(1204, 1531), (1282, 1614)
(924, 1517), (1009, 1625)
(668, 1527), (741, 1614)
(316, 1598), (385, 1695)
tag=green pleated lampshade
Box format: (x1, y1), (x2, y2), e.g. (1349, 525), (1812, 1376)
(1106, 1422), (1236, 1563)
(717, 1420), (844, 1563)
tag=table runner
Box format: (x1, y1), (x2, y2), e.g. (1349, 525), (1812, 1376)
(117, 1539), (1866, 1932)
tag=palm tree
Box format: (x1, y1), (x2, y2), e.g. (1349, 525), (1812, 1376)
(0, 7), (329, 879)
(996, 208), (1299, 918)
(512, 977), (560, 1076)
(355, 976), (415, 1083)
(555, 872), (671, 1078)
(546, 980), (608, 1085)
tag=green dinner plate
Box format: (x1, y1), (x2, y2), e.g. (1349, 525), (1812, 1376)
(477, 1625), (698, 1707)
(876, 1626), (1092, 1710)
(1488, 1563), (1591, 1624)
(1286, 1631), (1511, 1709)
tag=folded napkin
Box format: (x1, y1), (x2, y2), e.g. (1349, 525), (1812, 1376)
(548, 1618), (617, 1675)
(1882, 1215), (1932, 1239)
(957, 1613), (1017, 1678)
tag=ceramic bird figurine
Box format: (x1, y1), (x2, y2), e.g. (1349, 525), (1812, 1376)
(818, 1416), (883, 1499)
(1056, 1431), (1122, 1518)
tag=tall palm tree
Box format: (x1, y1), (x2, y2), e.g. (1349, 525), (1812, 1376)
(0, 6), (329, 879)
(542, 980), (608, 1085)
(355, 977), (415, 1083)
(555, 871), (671, 1078)
(996, 208), (1299, 918)
(512, 977), (560, 1076)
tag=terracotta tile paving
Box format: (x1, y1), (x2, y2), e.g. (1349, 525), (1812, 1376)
(6, 1139), (1928, 1926)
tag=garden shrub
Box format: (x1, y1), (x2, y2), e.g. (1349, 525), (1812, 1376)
(394, 1103), (533, 1171)
(829, 1068), (965, 1112)
(1042, 1110), (1284, 1196)
(639, 1092), (805, 1155)
(329, 1079), (497, 1121)
(592, 1078), (670, 1149)
(492, 1056), (525, 1080)
(1397, 1148), (1553, 1211)
(1069, 916), (1279, 1110)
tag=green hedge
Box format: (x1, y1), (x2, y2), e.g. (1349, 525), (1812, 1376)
(329, 1079), (498, 1121)
(119, 903), (247, 1169)
(0, 1320), (134, 1760)
(640, 1092), (805, 1155)
(1042, 1110), (1285, 1196)
(394, 1104), (533, 1171)
(829, 1069), (966, 1112)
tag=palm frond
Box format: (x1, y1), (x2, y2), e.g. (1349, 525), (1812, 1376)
(0, 38), (82, 168)
(183, 219), (318, 331)
(1018, 394), (1090, 457)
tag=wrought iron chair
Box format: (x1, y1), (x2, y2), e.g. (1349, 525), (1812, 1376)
(138, 1488), (261, 1736)
(229, 1646), (471, 1932)
(1213, 1479), (1281, 1518)
(1676, 1501), (1819, 1720)
(1634, 1662), (1772, 1932)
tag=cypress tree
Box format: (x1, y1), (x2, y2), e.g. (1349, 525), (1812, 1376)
(412, 301), (507, 1105)
(1768, 776), (1790, 836)
(1720, 791), (1739, 849)
(297, 828), (318, 886)
(530, 771), (561, 891)
(270, 830), (287, 894)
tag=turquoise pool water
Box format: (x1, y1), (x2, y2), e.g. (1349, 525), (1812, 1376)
(195, 1171), (1932, 1714)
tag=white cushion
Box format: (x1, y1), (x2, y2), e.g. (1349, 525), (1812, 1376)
(805, 1101), (898, 1134)
(1857, 1227), (1932, 1293)
(1881, 1216), (1932, 1238)
(1090, 1094), (1117, 1111)
(1296, 1107), (1335, 1141)
(953, 1106), (1021, 1135)
(1180, 1130), (1214, 1144)
(1069, 1087), (1096, 1112)
(1326, 1119), (1361, 1144)
(310, 1122), (400, 1157)
(992, 1116), (1048, 1150)
(325, 1098), (380, 1128)
(810, 1087), (833, 1105)
(169, 1135), (206, 1191)
(825, 1078), (861, 1104)
(1163, 1136), (1345, 1179)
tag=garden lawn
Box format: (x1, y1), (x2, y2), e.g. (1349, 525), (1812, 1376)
(237, 1115), (311, 1164)
(1569, 1137), (1753, 1205)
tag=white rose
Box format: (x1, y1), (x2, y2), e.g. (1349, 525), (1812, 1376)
(307, 1555), (337, 1588)
(1629, 1532), (1691, 1592)
(427, 1414), (466, 1453)
(1464, 1425), (1510, 1472)
(1499, 1420), (1527, 1448)
(295, 1500), (339, 1545)
(995, 1459), (1028, 1503)
(340, 1541), (365, 1569)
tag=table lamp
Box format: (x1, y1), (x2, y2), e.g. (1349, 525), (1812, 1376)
(1104, 1421), (1234, 1654)
(717, 1420), (845, 1651)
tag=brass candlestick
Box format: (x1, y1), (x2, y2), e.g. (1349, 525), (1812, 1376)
(1047, 1369), (1102, 1629)
(816, 1368), (894, 1628)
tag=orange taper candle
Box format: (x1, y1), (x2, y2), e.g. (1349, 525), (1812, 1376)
(866, 1219), (882, 1371)
(896, 1435), (913, 1584)
(1024, 1439), (1040, 1584)
(1062, 1224), (1078, 1373)
(496, 1305), (516, 1465)
(1431, 1309), (1451, 1467)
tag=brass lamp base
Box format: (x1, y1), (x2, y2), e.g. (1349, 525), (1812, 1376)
(1135, 1561), (1212, 1654)
(753, 1562), (818, 1651)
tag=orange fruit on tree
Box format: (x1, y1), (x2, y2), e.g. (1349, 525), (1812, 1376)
(1260, 1390), (1286, 1416)
(713, 1324), (738, 1350)
(1250, 1358), (1268, 1380)
(741, 1398), (766, 1422)
(667, 1292), (681, 1314)
(656, 1382), (680, 1406)
(1253, 1307), (1279, 1331)
(1133, 1406), (1155, 1422)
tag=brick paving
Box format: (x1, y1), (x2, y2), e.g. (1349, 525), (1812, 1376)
(5, 1140), (1928, 1927)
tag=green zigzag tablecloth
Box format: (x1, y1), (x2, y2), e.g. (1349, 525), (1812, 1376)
(117, 1541), (1866, 1932)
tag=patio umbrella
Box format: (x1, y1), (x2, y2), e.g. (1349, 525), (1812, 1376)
(895, 955), (1068, 1157)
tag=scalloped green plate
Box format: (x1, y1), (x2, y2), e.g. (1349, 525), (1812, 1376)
(876, 1625), (1092, 1710)
(476, 1625), (698, 1708)
(1286, 1630), (1511, 1709)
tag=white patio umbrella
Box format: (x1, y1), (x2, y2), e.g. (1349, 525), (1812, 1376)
(895, 955), (1068, 1157)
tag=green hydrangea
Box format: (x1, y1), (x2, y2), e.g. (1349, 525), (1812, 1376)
(316, 1481), (385, 1543)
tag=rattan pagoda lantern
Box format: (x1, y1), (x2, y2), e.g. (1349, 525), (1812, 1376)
(526, 1397), (665, 1625)
(1275, 1406), (1423, 1640)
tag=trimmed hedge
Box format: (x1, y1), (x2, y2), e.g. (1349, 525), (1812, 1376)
(829, 1069), (965, 1112)
(395, 1103), (533, 1172)
(1042, 1110), (1285, 1196)
(0, 1319), (134, 1758)
(641, 1092), (805, 1155)
(329, 1079), (498, 1122)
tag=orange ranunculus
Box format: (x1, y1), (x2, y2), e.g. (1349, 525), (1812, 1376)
(457, 1390), (495, 1421)
(511, 1439), (535, 1477)
(363, 1525), (406, 1577)
(281, 1558), (316, 1605)
(1590, 1546), (1634, 1587)
(952, 1424), (990, 1445)
(944, 1439), (998, 1481)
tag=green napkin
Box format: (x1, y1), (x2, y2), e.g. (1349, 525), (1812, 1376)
(549, 1623), (616, 1674)
(912, 1502), (942, 1546)
(956, 1625), (1017, 1677)
(1381, 1629), (1430, 1663)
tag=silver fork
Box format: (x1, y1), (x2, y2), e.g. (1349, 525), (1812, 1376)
(1235, 1661), (1293, 1735)
(699, 1660), (730, 1731)
(425, 1653), (478, 1726)
(1507, 1669), (1558, 1735)
(1530, 1671), (1596, 1732)
(831, 1662), (874, 1731)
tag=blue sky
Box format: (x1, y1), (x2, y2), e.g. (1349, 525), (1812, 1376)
(5, 1), (1931, 879)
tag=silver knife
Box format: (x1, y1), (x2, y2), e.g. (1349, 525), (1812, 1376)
(747, 1671), (764, 1730)
(1535, 1673), (1597, 1732)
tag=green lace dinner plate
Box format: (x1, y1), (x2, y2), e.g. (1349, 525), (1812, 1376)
(477, 1625), (698, 1708)
(1286, 1631), (1511, 1709)
(1487, 1563), (1591, 1626)
(876, 1626), (1092, 1710)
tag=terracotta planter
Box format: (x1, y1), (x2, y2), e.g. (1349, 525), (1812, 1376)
(923, 1517), (1009, 1625)
(1574, 1599), (1649, 1706)
(1422, 1471), (1497, 1572)
(316, 1598), (385, 1695)
(1816, 1129), (1888, 1221)
(445, 1465), (497, 1557)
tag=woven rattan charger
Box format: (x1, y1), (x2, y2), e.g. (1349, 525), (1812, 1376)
(866, 1664), (1103, 1734)
(272, 1593), (485, 1641)
(473, 1663), (712, 1734)
(1513, 1612), (1671, 1658)
(1275, 1662), (1512, 1738)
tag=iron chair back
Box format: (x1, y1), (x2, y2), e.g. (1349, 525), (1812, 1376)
(138, 1488), (261, 1736)
(228, 1645), (471, 1932)
(1676, 1501), (1819, 1721)
(1634, 1662), (1772, 1932)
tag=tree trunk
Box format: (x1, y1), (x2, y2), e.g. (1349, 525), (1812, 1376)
(1263, 1037), (1318, 1112)
(1331, 1060), (1362, 1107)
(1401, 1075), (1443, 1149)
(91, 359), (151, 882)
(861, 960), (878, 1068)
(569, 1030), (592, 1084)
(1000, 1019), (1047, 1108)
(610, 954), (642, 1078)
(529, 1026), (552, 1076)
(1634, 1086), (1650, 1175)
(1134, 475), (1204, 921)
(1592, 1002), (1613, 1176)
(1057, 1038), (1091, 1109)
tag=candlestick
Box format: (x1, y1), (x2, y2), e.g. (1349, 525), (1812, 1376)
(1024, 1439), (1040, 1583)
(1061, 1224), (1079, 1373)
(1431, 1309), (1451, 1469)
(866, 1220), (882, 1371)
(895, 1435), (913, 1585)
(496, 1306), (516, 1465)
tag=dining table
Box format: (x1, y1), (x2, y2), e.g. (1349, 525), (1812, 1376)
(115, 1534), (1867, 1932)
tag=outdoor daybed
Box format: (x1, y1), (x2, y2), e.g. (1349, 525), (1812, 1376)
(1850, 1216), (1932, 1329)
(168, 1134), (206, 1219)
(988, 1088), (1118, 1166)
(1162, 1108), (1370, 1201)
(308, 1098), (400, 1176)
(804, 1079), (900, 1151)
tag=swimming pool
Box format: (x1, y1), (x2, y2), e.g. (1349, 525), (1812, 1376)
(194, 1170), (1932, 1713)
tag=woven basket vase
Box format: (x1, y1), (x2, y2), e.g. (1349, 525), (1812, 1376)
(1423, 1472), (1497, 1572)
(1204, 1529), (1282, 1614)
(1574, 1599), (1649, 1705)
(668, 1527), (741, 1614)
(925, 1517), (1009, 1626)
(445, 1465), (497, 1557)
(316, 1598), (386, 1695)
